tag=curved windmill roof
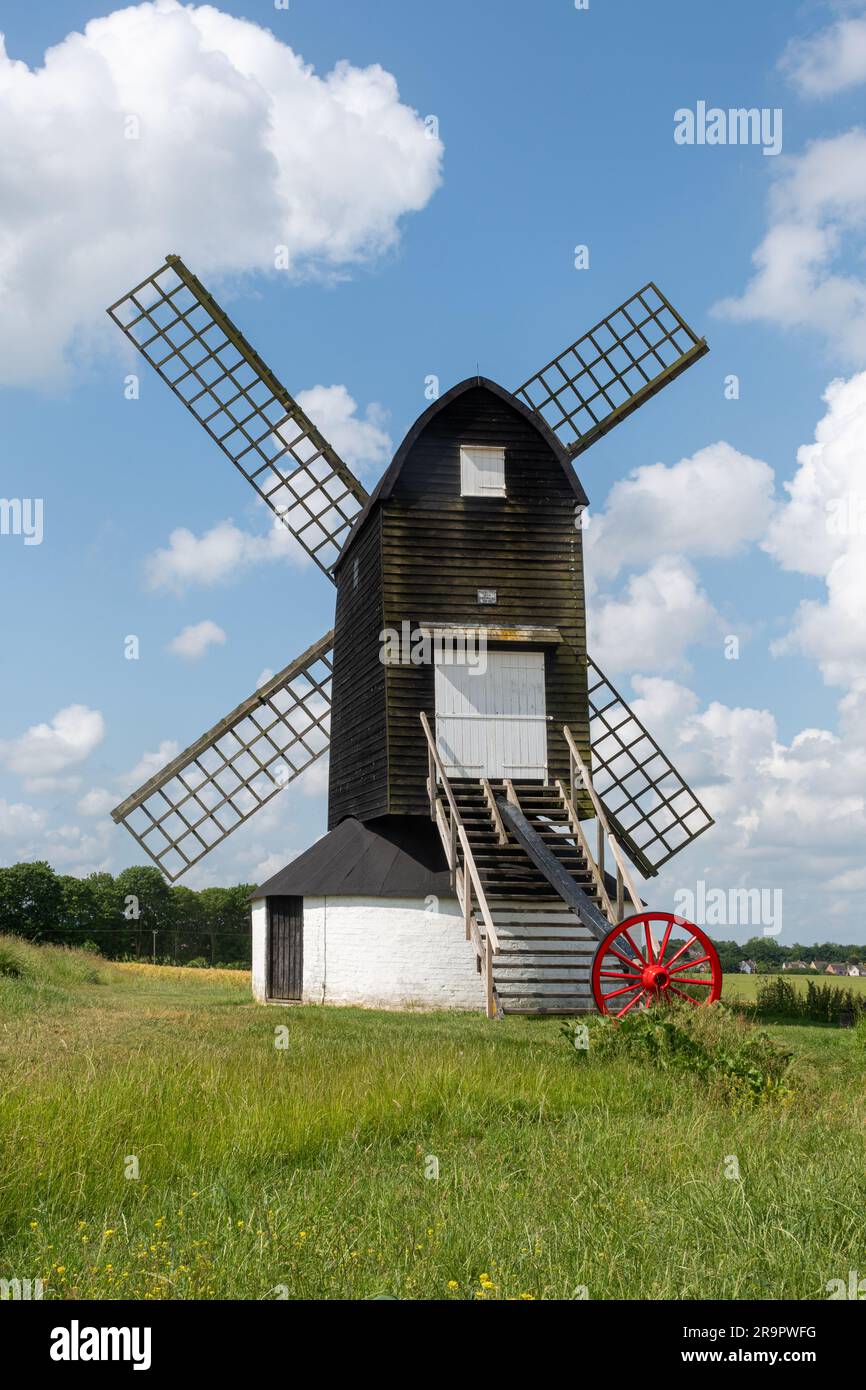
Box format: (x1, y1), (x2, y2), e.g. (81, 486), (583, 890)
(334, 376), (589, 569)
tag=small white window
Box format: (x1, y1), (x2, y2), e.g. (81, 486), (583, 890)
(460, 445), (506, 497)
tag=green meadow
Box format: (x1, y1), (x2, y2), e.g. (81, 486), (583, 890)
(1, 937), (864, 1301)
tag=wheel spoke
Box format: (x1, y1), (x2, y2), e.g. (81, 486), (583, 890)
(603, 980), (644, 1001)
(616, 989), (647, 1018)
(669, 984), (701, 1005)
(657, 917), (674, 962)
(608, 944), (643, 973)
(600, 970), (643, 981)
(620, 928), (648, 967)
(669, 954), (710, 974)
(668, 976), (712, 987)
(665, 934), (697, 969)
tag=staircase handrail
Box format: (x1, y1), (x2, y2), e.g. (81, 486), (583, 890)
(553, 779), (617, 923)
(563, 725), (644, 917)
(420, 711), (500, 1017)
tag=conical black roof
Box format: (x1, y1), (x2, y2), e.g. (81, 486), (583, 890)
(253, 815), (451, 899)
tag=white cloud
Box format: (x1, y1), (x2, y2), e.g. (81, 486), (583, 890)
(0, 798), (46, 839)
(585, 442), (775, 584)
(0, 705), (106, 778)
(764, 370), (866, 691)
(0, 0), (443, 387)
(78, 788), (118, 817)
(167, 618), (227, 659)
(626, 675), (866, 938)
(256, 668), (274, 689)
(146, 517), (305, 592)
(588, 557), (721, 675)
(780, 16), (866, 97)
(0, 795), (115, 875)
(714, 129), (866, 360)
(296, 385), (391, 478)
(124, 738), (180, 787)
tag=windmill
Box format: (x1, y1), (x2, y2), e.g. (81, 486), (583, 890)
(106, 257), (719, 1017)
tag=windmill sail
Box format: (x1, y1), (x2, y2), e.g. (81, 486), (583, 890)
(107, 256), (368, 579)
(112, 633), (334, 881)
(515, 283), (707, 458)
(586, 656), (714, 877)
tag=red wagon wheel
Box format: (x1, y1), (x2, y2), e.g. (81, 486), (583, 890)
(591, 911), (722, 1017)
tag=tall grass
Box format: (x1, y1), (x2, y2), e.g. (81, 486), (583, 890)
(1, 940), (865, 1300)
(754, 976), (866, 1025)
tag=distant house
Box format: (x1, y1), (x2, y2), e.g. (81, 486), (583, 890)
(825, 963), (848, 976)
(783, 960), (809, 971)
(739, 960), (757, 974)
(810, 960), (829, 973)
(846, 963), (864, 977)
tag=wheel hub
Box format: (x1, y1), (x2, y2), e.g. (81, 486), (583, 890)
(640, 963), (670, 991)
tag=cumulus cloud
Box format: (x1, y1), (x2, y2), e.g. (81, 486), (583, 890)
(77, 788), (118, 817)
(764, 370), (866, 691)
(124, 739), (180, 787)
(167, 618), (227, 659)
(588, 557), (721, 675)
(0, 705), (106, 779)
(713, 129), (866, 359)
(780, 15), (866, 97)
(0, 795), (115, 875)
(0, 0), (443, 386)
(584, 442), (775, 585)
(627, 675), (866, 937)
(297, 385), (391, 478)
(145, 516), (304, 591)
(0, 797), (46, 839)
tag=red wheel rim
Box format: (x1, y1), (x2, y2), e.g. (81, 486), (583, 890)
(591, 912), (722, 1017)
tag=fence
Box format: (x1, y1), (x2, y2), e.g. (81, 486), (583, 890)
(16, 927), (250, 969)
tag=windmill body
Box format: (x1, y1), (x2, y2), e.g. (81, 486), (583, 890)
(107, 259), (715, 1016)
(328, 376), (591, 825)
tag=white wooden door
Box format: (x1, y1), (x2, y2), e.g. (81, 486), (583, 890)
(435, 650), (548, 779)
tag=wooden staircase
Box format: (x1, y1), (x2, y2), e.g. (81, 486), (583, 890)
(420, 713), (646, 1019)
(449, 780), (605, 1015)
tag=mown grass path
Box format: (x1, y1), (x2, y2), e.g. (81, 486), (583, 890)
(1, 949), (865, 1300)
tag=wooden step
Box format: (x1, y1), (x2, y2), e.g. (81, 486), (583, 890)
(496, 983), (593, 1000)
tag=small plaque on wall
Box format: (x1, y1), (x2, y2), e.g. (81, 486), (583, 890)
(477, 589), (497, 605)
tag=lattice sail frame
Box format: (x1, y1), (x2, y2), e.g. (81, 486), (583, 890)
(107, 256), (368, 579)
(586, 657), (714, 877)
(515, 283), (707, 457)
(112, 633), (334, 881)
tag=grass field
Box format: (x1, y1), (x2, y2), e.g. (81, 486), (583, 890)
(1, 938), (865, 1301)
(722, 971), (866, 1003)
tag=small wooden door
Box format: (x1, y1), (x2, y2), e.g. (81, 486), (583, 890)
(267, 896), (303, 1001)
(435, 649), (548, 779)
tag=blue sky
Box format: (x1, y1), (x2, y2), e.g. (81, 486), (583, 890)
(1, 0), (865, 942)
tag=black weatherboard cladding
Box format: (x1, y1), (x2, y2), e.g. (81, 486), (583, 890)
(327, 508), (388, 826)
(328, 380), (592, 825)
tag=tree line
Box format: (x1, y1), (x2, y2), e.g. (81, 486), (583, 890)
(0, 861), (254, 967)
(713, 936), (864, 973)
